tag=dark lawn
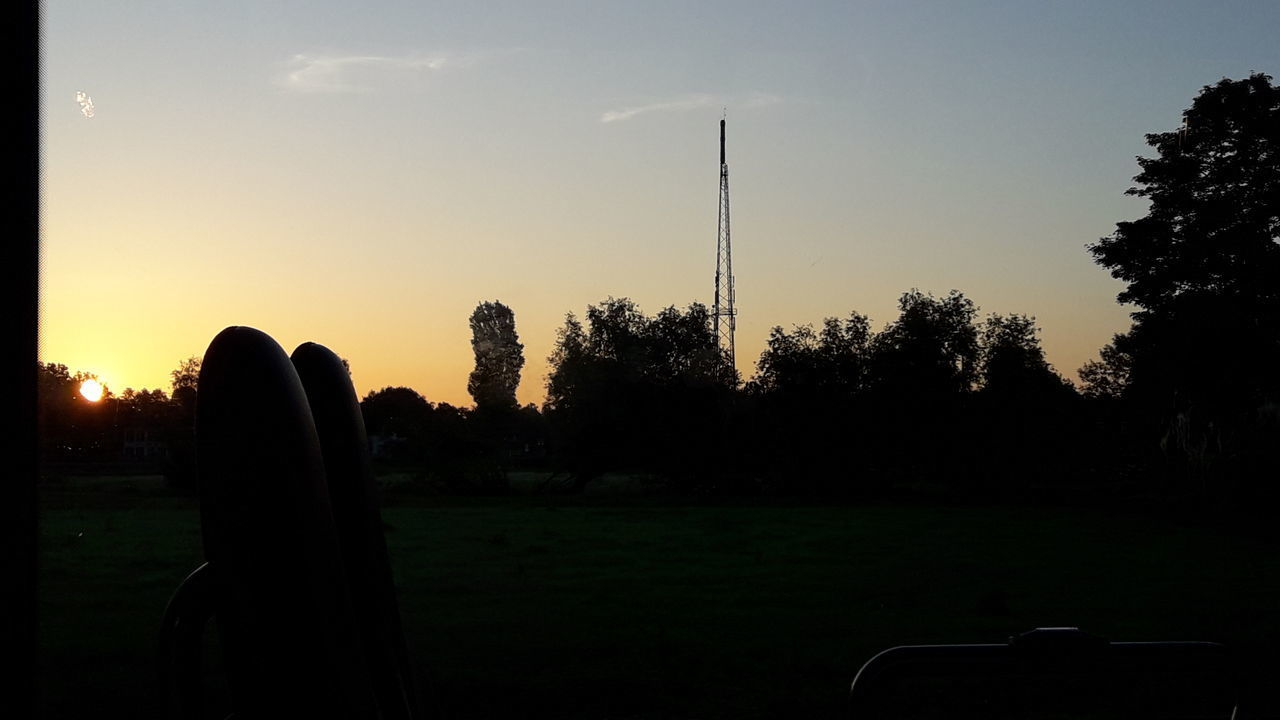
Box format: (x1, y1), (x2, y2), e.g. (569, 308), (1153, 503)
(38, 477), (1280, 718)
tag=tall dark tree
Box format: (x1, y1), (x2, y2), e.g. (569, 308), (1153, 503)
(755, 313), (871, 398)
(754, 323), (824, 396)
(543, 298), (734, 486)
(974, 314), (1082, 491)
(1088, 73), (1279, 319)
(860, 290), (980, 487)
(164, 355), (202, 486)
(170, 356), (201, 394)
(1078, 334), (1135, 400)
(170, 355), (201, 418)
(544, 312), (590, 415)
(360, 386), (481, 477)
(361, 386), (434, 441)
(545, 298), (733, 413)
(1084, 73), (1280, 500)
(467, 301), (525, 412)
(645, 302), (738, 388)
(869, 289), (979, 395)
(36, 363), (76, 456)
(747, 313), (873, 494)
(978, 314), (1070, 397)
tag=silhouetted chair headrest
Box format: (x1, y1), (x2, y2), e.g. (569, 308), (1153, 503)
(160, 326), (419, 720)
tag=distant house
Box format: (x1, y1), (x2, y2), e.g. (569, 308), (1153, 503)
(122, 427), (169, 460)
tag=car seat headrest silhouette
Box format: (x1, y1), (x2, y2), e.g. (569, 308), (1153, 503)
(159, 326), (420, 720)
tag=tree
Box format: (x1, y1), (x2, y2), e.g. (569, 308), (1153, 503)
(754, 313), (871, 397)
(170, 355), (201, 421)
(361, 386), (437, 464)
(545, 298), (734, 413)
(754, 323), (823, 395)
(974, 314), (1082, 491)
(1083, 73), (1280, 501)
(544, 312), (590, 414)
(645, 302), (737, 388)
(1088, 73), (1279, 319)
(36, 363), (76, 453)
(360, 386), (459, 463)
(1084, 74), (1279, 404)
(117, 387), (173, 424)
(171, 356), (201, 394)
(361, 386), (433, 438)
(1078, 334), (1135, 400)
(869, 289), (979, 396)
(819, 313), (874, 395)
(543, 298), (735, 485)
(859, 290), (981, 487)
(747, 313), (873, 494)
(36, 362), (117, 459)
(467, 301), (525, 412)
(978, 313), (1069, 397)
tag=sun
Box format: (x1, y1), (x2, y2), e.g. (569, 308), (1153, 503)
(79, 378), (104, 402)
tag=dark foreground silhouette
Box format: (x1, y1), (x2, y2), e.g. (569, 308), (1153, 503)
(157, 326), (1271, 719)
(160, 326), (421, 719)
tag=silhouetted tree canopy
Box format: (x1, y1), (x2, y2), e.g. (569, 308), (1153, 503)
(1089, 73), (1279, 318)
(978, 314), (1071, 398)
(969, 315), (1083, 492)
(1083, 73), (1280, 502)
(37, 362), (124, 461)
(170, 356), (201, 394)
(1084, 74), (1280, 405)
(546, 298), (735, 413)
(361, 386), (434, 440)
(37, 363), (79, 445)
(116, 387), (174, 424)
(755, 313), (871, 398)
(544, 298), (735, 483)
(170, 355), (201, 421)
(869, 289), (979, 396)
(1079, 334), (1135, 400)
(743, 293), (1085, 496)
(646, 303), (738, 387)
(467, 300), (525, 412)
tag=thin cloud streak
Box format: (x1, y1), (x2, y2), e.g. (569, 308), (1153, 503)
(600, 94), (717, 123)
(281, 53), (452, 93)
(600, 91), (786, 123)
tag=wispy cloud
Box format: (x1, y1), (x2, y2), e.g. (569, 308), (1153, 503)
(600, 91), (786, 123)
(600, 94), (717, 123)
(280, 53), (454, 93)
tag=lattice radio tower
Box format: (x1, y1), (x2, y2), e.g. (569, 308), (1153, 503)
(712, 116), (737, 368)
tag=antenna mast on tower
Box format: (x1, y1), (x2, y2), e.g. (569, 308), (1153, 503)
(712, 115), (736, 369)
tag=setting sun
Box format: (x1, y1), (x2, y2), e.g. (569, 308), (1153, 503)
(79, 378), (104, 402)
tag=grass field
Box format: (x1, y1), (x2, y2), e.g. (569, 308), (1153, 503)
(38, 475), (1280, 718)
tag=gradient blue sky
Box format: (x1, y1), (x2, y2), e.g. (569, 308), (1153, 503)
(39, 1), (1280, 405)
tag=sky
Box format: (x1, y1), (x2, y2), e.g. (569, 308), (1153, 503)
(39, 1), (1280, 407)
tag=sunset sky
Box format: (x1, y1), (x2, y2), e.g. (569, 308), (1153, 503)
(39, 1), (1280, 406)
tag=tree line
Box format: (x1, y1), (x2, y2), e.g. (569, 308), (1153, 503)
(370, 74), (1279, 508)
(37, 357), (200, 485)
(39, 74), (1278, 511)
(529, 291), (1087, 498)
